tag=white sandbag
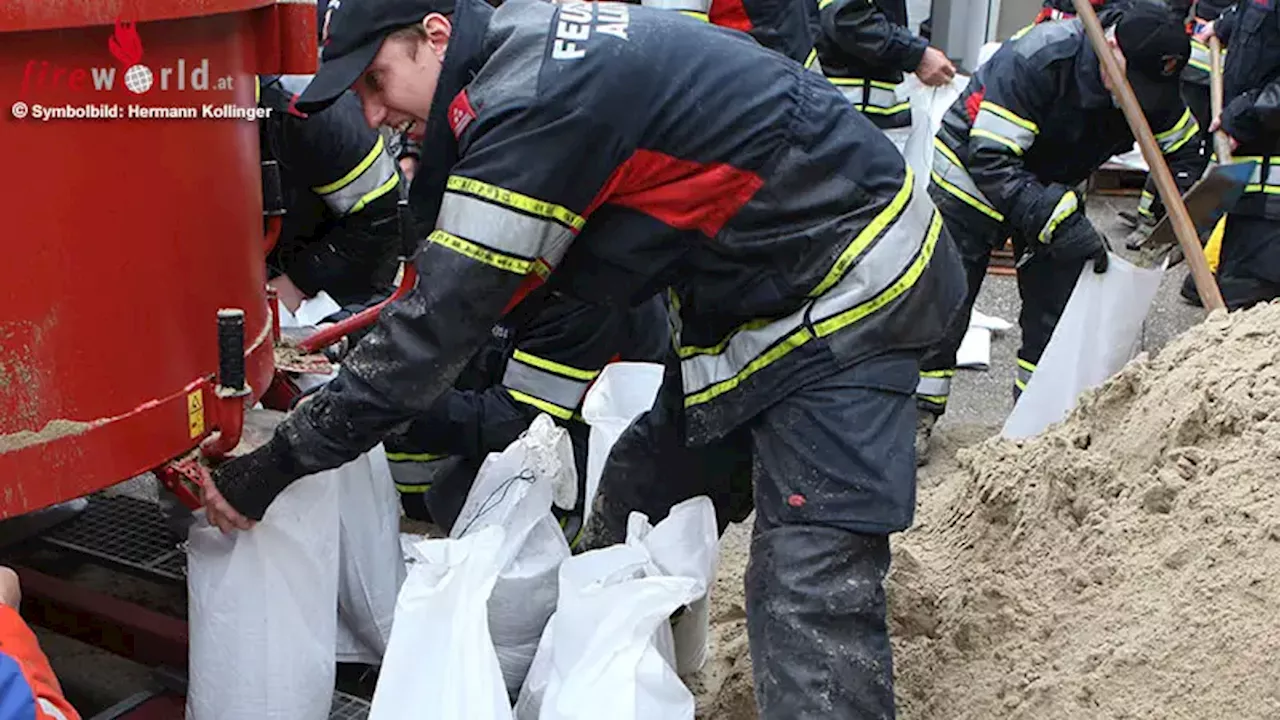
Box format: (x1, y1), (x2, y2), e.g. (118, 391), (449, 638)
(624, 496), (719, 676)
(452, 414), (573, 698)
(580, 362), (664, 526)
(336, 444), (407, 664)
(1002, 253), (1167, 439)
(901, 73), (969, 195)
(186, 469), (341, 720)
(369, 528), (513, 720)
(534, 545), (701, 720)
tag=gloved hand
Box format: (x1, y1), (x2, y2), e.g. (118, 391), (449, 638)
(1047, 213), (1110, 273)
(201, 433), (303, 532)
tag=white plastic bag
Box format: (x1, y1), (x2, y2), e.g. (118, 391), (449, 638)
(369, 527), (513, 720)
(186, 469), (341, 720)
(336, 444), (407, 664)
(901, 73), (969, 195)
(522, 545), (701, 720)
(1002, 253), (1167, 439)
(624, 496), (719, 676)
(580, 363), (664, 526)
(452, 414), (573, 697)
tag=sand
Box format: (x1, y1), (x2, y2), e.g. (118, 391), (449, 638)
(694, 301), (1280, 719)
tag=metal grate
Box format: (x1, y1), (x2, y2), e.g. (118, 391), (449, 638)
(40, 495), (187, 582)
(330, 691), (371, 719)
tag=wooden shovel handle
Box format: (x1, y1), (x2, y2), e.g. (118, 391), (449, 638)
(1208, 36), (1233, 163)
(1070, 0), (1226, 311)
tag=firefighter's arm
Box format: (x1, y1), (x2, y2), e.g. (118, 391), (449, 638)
(414, 294), (621, 458)
(280, 95), (402, 297)
(0, 571), (80, 720)
(966, 59), (1082, 242)
(213, 100), (631, 520)
(1153, 102), (1203, 193)
(818, 0), (928, 72)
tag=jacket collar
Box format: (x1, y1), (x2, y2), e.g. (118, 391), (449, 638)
(407, 0), (494, 228)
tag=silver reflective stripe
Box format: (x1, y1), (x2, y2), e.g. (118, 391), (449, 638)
(437, 191), (566, 260)
(916, 374), (952, 396)
(833, 79), (906, 114)
(972, 102), (1038, 155)
(1038, 190), (1078, 244)
(931, 140), (1004, 220)
(503, 358), (591, 413)
(38, 699), (69, 720)
(1138, 190), (1156, 217)
(1237, 158), (1280, 191)
(315, 139), (398, 215)
(1156, 109), (1198, 154)
(1189, 40), (1212, 73)
(642, 0), (711, 10)
(681, 174), (935, 396)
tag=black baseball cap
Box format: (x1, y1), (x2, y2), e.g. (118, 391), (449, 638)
(1113, 1), (1190, 112)
(297, 0), (457, 113)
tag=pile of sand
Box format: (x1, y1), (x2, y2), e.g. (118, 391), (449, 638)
(695, 301), (1280, 719)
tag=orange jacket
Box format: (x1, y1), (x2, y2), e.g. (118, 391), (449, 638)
(0, 605), (79, 720)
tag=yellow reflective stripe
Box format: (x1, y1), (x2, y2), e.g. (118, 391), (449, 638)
(507, 389), (575, 420)
(446, 175), (586, 232)
(979, 101), (1039, 134)
(817, 0), (834, 9)
(804, 48), (818, 69)
(971, 128), (1024, 155)
(313, 135), (386, 195)
(684, 210), (943, 408)
(429, 230), (533, 275)
(386, 451), (448, 462)
(1011, 23), (1034, 40)
(395, 483), (432, 493)
(869, 79), (898, 91)
(1017, 357), (1036, 372)
(679, 319), (773, 359)
(680, 10), (709, 20)
(510, 350), (599, 381)
(1155, 109), (1198, 154)
(920, 369), (955, 378)
(810, 167), (914, 298)
(862, 102), (911, 115)
(1015, 377), (1028, 391)
(931, 170), (1006, 222)
(814, 210), (942, 337)
(1038, 191), (1078, 244)
(350, 174), (399, 214)
(918, 394), (948, 404)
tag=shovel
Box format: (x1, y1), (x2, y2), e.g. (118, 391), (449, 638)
(1135, 160), (1257, 265)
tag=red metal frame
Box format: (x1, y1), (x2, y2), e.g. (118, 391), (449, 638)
(297, 263), (419, 354)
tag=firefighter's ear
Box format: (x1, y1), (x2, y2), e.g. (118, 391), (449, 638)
(422, 13), (452, 61)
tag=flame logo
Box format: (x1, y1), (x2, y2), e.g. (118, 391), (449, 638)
(108, 19), (144, 68)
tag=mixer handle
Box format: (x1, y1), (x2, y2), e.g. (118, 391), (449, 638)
(397, 198), (418, 259)
(216, 309), (247, 395)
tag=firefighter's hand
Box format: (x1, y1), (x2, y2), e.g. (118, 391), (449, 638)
(1208, 115), (1240, 151)
(1049, 214), (1110, 274)
(1194, 20), (1215, 42)
(204, 434), (301, 532)
(0, 568), (20, 610)
(198, 470), (256, 534)
(916, 47), (956, 87)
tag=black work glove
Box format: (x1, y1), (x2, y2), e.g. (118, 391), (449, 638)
(1047, 213), (1110, 274)
(210, 432), (304, 522)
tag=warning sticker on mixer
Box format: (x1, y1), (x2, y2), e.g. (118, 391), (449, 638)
(187, 390), (205, 439)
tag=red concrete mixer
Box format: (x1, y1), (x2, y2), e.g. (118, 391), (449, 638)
(0, 0), (320, 519)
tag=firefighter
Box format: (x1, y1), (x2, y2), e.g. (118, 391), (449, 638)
(815, 0), (956, 129)
(196, 0), (968, 716)
(385, 290), (670, 542)
(1193, 0), (1280, 309)
(257, 75), (403, 315)
(915, 2), (1201, 464)
(1117, 0), (1215, 249)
